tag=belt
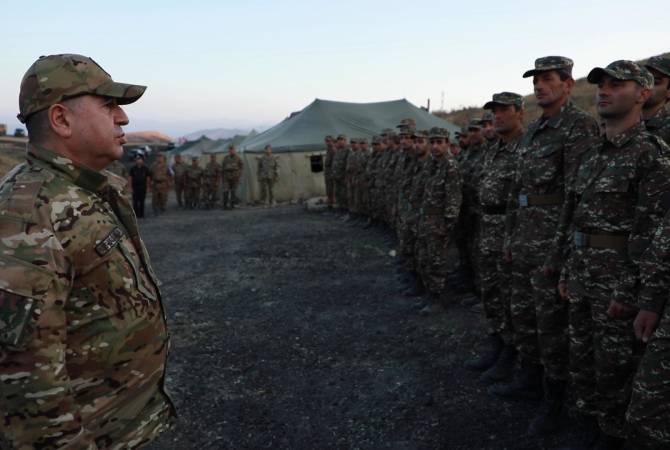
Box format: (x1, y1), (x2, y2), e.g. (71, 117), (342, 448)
(518, 193), (563, 207)
(573, 231), (628, 250)
(482, 204), (507, 215)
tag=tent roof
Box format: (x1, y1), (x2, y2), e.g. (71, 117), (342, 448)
(240, 98), (460, 153)
(173, 136), (222, 157)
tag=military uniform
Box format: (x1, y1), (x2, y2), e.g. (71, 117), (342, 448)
(171, 158), (187, 208)
(365, 137), (385, 221)
(643, 56), (670, 145)
(149, 157), (171, 215)
(184, 161), (203, 209)
(221, 153), (243, 209)
(203, 159), (222, 209)
(331, 138), (350, 211)
(324, 140), (335, 208)
(560, 62), (670, 439)
(355, 142), (370, 217)
(2, 52), (173, 449)
(257, 153), (279, 205)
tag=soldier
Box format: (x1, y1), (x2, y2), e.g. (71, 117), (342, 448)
(202, 153), (222, 209)
(331, 134), (350, 215)
(129, 154), (150, 218)
(491, 57), (600, 438)
(481, 110), (498, 144)
(1, 53), (174, 449)
(356, 138), (371, 220)
(392, 121), (418, 271)
(149, 152), (172, 215)
(414, 127), (462, 314)
(324, 135), (336, 211)
(345, 138), (361, 220)
(221, 145), (244, 209)
(184, 156), (203, 209)
(464, 93), (524, 386)
(365, 135), (386, 227)
(171, 153), (188, 208)
(257, 144), (279, 207)
(642, 56), (670, 144)
(554, 61), (670, 449)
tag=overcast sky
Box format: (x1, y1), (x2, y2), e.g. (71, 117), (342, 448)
(1, 0), (667, 137)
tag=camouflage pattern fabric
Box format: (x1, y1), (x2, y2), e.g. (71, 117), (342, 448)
(645, 107), (670, 146)
(0, 144), (174, 449)
(355, 150), (370, 215)
(415, 155), (462, 295)
(203, 160), (222, 209)
(222, 154), (243, 207)
(106, 160), (128, 179)
(172, 160), (187, 207)
(257, 154), (279, 204)
(324, 148), (335, 206)
(504, 101), (599, 381)
(389, 147), (412, 230)
(184, 164), (203, 209)
(331, 148), (350, 209)
(399, 156), (430, 273)
(365, 149), (385, 221)
(150, 159), (171, 213)
(562, 123), (670, 438)
(345, 149), (363, 214)
(478, 134), (522, 341)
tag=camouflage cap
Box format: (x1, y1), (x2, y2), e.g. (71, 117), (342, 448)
(371, 135), (383, 144)
(428, 127), (449, 139)
(359, 137), (368, 144)
(337, 134), (347, 140)
(396, 118), (417, 134)
(480, 111), (494, 123)
(324, 135), (334, 140)
(522, 56), (574, 78)
(644, 56), (670, 79)
(483, 91), (525, 110)
(17, 54), (146, 123)
(455, 126), (468, 137)
(413, 130), (430, 139)
(467, 119), (482, 130)
(587, 60), (654, 89)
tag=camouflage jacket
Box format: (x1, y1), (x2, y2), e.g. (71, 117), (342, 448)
(345, 150), (362, 181)
(222, 154), (243, 178)
(365, 151), (383, 189)
(504, 101), (599, 266)
(324, 148), (335, 177)
(645, 106), (670, 146)
(184, 165), (203, 187)
(171, 161), (187, 185)
(638, 209), (670, 313)
(150, 161), (171, 185)
(418, 155), (462, 239)
(0, 145), (174, 449)
(203, 161), (222, 185)
(562, 123), (670, 305)
(257, 154), (278, 181)
(356, 151), (370, 188)
(479, 135), (522, 253)
(331, 148), (349, 181)
(390, 148), (413, 201)
(460, 140), (487, 211)
(405, 156), (432, 226)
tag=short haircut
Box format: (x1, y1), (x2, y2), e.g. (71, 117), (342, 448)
(557, 69), (573, 82)
(25, 109), (51, 144)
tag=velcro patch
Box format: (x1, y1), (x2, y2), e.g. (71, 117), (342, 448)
(95, 227), (123, 256)
(0, 291), (35, 347)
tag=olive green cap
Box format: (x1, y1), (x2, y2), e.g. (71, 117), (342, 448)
(483, 91), (524, 110)
(467, 119), (482, 130)
(18, 54), (146, 123)
(644, 56), (670, 79)
(428, 127), (449, 139)
(522, 56), (574, 78)
(587, 60), (654, 89)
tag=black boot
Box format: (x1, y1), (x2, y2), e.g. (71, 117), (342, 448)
(403, 273), (425, 297)
(480, 345), (516, 384)
(487, 362), (543, 400)
(527, 377), (566, 436)
(463, 333), (504, 371)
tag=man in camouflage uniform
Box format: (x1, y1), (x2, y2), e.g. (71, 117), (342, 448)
(642, 56), (670, 145)
(481, 111), (498, 144)
(149, 152), (172, 215)
(257, 144), (279, 206)
(364, 135), (386, 227)
(414, 127), (462, 314)
(171, 153), (187, 208)
(184, 156), (203, 209)
(331, 134), (350, 214)
(0, 53), (174, 449)
(356, 138), (370, 219)
(345, 138), (361, 220)
(324, 135), (336, 211)
(465, 93), (524, 385)
(222, 145), (244, 209)
(202, 154), (222, 209)
(389, 122), (415, 242)
(555, 61), (670, 449)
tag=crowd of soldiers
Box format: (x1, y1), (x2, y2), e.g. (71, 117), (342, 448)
(323, 55), (670, 450)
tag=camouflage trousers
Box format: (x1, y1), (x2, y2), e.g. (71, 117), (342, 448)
(334, 178), (348, 209)
(627, 305), (670, 447)
(385, 189), (398, 226)
(357, 184), (369, 216)
(368, 187), (384, 220)
(398, 211), (419, 272)
(347, 179), (357, 213)
(185, 185), (200, 209)
(566, 250), (642, 439)
(325, 174), (334, 206)
(222, 177), (240, 206)
(151, 183), (169, 213)
(259, 178), (275, 204)
(174, 181), (185, 207)
(479, 250), (513, 341)
(202, 182), (219, 208)
(509, 259), (568, 380)
(415, 218), (449, 295)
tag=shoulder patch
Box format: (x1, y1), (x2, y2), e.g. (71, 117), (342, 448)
(95, 227), (123, 256)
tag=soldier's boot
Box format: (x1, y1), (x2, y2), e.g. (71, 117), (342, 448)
(487, 362), (543, 400)
(419, 293), (445, 316)
(222, 191), (230, 209)
(527, 377), (566, 437)
(480, 345), (516, 384)
(403, 273), (425, 297)
(463, 333), (504, 371)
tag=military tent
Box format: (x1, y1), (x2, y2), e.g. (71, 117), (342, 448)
(238, 98), (459, 204)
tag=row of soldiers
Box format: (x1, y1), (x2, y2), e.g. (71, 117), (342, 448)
(324, 55), (670, 449)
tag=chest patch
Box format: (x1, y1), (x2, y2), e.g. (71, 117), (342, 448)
(95, 227), (123, 256)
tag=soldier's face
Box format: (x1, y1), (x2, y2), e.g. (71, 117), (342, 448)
(482, 122), (496, 139)
(68, 95), (129, 170)
(492, 104), (523, 134)
(644, 69), (670, 110)
(597, 76), (650, 119)
(175, 155), (182, 163)
(533, 71), (572, 107)
(430, 139), (447, 157)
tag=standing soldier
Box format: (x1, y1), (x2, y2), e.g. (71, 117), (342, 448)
(365, 135), (386, 227)
(464, 93), (524, 385)
(203, 154), (222, 209)
(415, 127), (462, 314)
(331, 134), (350, 215)
(171, 153), (187, 208)
(642, 56), (670, 144)
(492, 57), (600, 438)
(184, 156), (203, 209)
(258, 144), (279, 207)
(345, 138), (361, 220)
(149, 152), (172, 215)
(324, 135), (336, 211)
(129, 154), (150, 218)
(357, 137), (371, 219)
(221, 145), (244, 209)
(1, 53), (174, 449)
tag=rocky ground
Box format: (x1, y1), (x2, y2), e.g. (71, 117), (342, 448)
(140, 201), (577, 450)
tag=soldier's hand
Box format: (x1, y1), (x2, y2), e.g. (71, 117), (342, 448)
(558, 281), (568, 300)
(634, 309), (660, 343)
(607, 300), (636, 319)
(503, 249), (512, 263)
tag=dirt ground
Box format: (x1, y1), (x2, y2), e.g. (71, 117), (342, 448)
(140, 201), (576, 450)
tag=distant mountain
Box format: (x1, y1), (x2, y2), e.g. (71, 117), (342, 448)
(183, 128), (258, 141)
(125, 130), (173, 144)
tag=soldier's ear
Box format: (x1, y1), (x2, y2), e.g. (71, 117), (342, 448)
(48, 103), (73, 139)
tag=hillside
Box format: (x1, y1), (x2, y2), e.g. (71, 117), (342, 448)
(435, 52), (670, 128)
